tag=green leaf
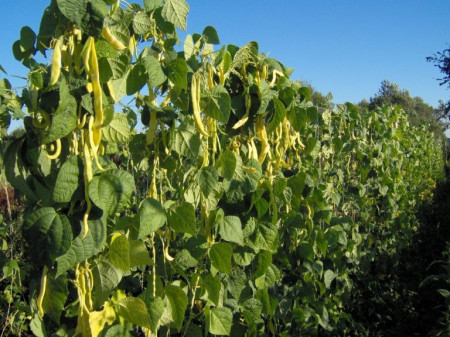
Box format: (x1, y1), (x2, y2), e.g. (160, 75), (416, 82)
(267, 97), (286, 133)
(55, 220), (106, 277)
(209, 242), (233, 274)
(166, 58), (188, 90)
(129, 240), (152, 267)
(184, 34), (195, 59)
(102, 113), (131, 143)
(126, 64), (147, 95)
(118, 297), (152, 329)
(144, 0), (163, 11)
(248, 222), (279, 253)
(138, 198), (167, 239)
(253, 250), (272, 279)
(202, 26), (220, 44)
(201, 85), (231, 123)
(23, 207), (72, 264)
(92, 258), (123, 309)
(218, 150), (236, 180)
(132, 11), (153, 34)
(202, 273), (222, 306)
(219, 216), (244, 245)
(142, 55), (166, 87)
(146, 297), (164, 331)
(205, 306), (232, 336)
(171, 122), (201, 159)
(108, 234), (130, 271)
(88, 169), (135, 215)
(20, 26), (36, 51)
(53, 155), (83, 203)
(174, 249), (198, 269)
(167, 202), (196, 236)
(162, 0), (189, 31)
(197, 166), (219, 197)
(42, 273), (68, 324)
(324, 270), (336, 289)
(227, 269), (247, 300)
(56, 0), (87, 27)
(164, 284), (188, 331)
(46, 79), (77, 144)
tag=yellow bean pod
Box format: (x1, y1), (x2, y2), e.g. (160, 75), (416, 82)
(36, 265), (48, 318)
(45, 138), (62, 160)
(191, 73), (209, 137)
(49, 39), (62, 86)
(101, 26), (127, 51)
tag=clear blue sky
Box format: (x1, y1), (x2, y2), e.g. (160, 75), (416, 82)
(1, 0), (449, 131)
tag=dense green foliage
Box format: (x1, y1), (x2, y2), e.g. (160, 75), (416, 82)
(0, 0), (446, 336)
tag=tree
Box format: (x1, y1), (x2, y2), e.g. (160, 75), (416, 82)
(360, 80), (446, 137)
(427, 47), (450, 123)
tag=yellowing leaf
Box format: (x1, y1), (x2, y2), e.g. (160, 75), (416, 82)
(89, 301), (116, 337)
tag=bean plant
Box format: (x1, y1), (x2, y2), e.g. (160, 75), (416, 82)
(0, 0), (445, 336)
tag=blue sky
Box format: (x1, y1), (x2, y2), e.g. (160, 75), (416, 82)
(1, 0), (449, 131)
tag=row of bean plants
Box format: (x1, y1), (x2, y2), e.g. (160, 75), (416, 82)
(0, 0), (445, 336)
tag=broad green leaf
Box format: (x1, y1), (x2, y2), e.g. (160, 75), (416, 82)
(139, 198), (167, 239)
(324, 270), (336, 289)
(201, 85), (231, 123)
(132, 11), (153, 35)
(142, 55), (166, 87)
(227, 269), (247, 300)
(209, 242), (232, 274)
(108, 54), (130, 80)
(88, 169), (135, 215)
(118, 297), (151, 329)
(103, 324), (131, 337)
(202, 26), (220, 44)
(129, 240), (152, 267)
(144, 0), (163, 11)
(30, 313), (46, 337)
(53, 155), (83, 203)
(162, 0), (189, 30)
(46, 79), (77, 144)
(202, 273), (221, 306)
(126, 64), (147, 95)
(174, 249), (198, 269)
(20, 26), (36, 51)
(205, 306), (232, 336)
(219, 216), (244, 245)
(197, 166), (218, 197)
(146, 297), (164, 332)
(167, 202), (196, 236)
(267, 97), (286, 133)
(23, 207), (72, 264)
(92, 259), (123, 309)
(55, 220), (106, 277)
(171, 123), (201, 159)
(164, 284), (188, 331)
(102, 113), (131, 143)
(166, 58), (188, 90)
(42, 273), (68, 324)
(253, 250), (272, 279)
(184, 34), (195, 59)
(56, 0), (87, 27)
(108, 234), (130, 271)
(248, 222), (279, 253)
(218, 150), (236, 180)
(233, 246), (254, 267)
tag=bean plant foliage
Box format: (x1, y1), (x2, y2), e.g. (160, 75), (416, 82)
(0, 0), (445, 336)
